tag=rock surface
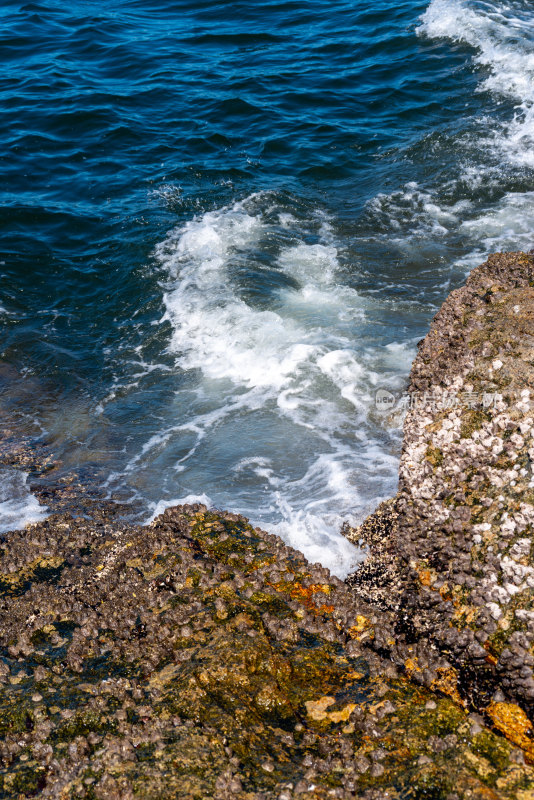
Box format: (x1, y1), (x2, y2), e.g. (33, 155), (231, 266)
(346, 251), (534, 744)
(1, 504), (534, 798)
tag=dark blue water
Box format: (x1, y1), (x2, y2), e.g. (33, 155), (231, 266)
(2, 0), (534, 574)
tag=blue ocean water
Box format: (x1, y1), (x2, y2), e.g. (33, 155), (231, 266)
(2, 0), (534, 574)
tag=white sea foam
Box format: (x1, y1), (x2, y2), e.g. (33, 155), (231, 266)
(0, 468), (48, 534)
(147, 493), (214, 522)
(125, 0), (534, 575)
(145, 195), (410, 577)
(277, 243), (338, 285)
(419, 0), (534, 167)
(367, 181), (534, 274)
(457, 191), (534, 266)
(368, 183), (472, 240)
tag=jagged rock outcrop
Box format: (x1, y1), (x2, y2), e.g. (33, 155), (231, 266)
(347, 251), (534, 748)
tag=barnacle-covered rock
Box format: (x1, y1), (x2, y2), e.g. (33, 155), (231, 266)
(346, 252), (534, 736)
(1, 504), (533, 798)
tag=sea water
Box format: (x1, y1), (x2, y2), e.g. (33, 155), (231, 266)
(1, 0), (534, 575)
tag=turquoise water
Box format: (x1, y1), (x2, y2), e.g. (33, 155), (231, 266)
(2, 0), (534, 574)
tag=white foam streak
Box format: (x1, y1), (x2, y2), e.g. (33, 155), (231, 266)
(0, 469), (48, 534)
(458, 191), (534, 265)
(277, 243), (338, 285)
(368, 179), (534, 273)
(159, 203), (320, 391)
(369, 183), (472, 241)
(158, 197), (374, 405)
(419, 0), (534, 167)
(269, 502), (364, 576)
(147, 493), (214, 523)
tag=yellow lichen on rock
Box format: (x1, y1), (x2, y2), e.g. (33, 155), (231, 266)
(304, 696), (357, 724)
(348, 614), (374, 641)
(430, 666), (465, 708)
(305, 695), (335, 720)
(487, 702), (534, 760)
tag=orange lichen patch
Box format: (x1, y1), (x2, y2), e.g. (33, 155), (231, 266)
(418, 569), (436, 587)
(452, 605), (480, 630)
(270, 580), (335, 615)
(483, 642), (498, 666)
(348, 615), (374, 641)
(404, 657), (421, 675)
(290, 582), (332, 599)
(305, 696), (357, 724)
(487, 702), (534, 761)
(305, 695), (335, 721)
(431, 667), (465, 708)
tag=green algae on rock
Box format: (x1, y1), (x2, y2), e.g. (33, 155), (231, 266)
(1, 504), (534, 798)
(346, 251), (534, 748)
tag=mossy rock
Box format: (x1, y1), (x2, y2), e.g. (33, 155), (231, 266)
(0, 505), (533, 798)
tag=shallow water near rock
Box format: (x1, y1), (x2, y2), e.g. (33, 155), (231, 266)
(2, 0), (534, 574)
(0, 468), (47, 534)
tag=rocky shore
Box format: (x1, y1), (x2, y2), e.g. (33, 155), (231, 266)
(346, 252), (534, 736)
(2, 252), (534, 798)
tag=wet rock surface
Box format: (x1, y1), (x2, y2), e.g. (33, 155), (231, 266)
(346, 251), (534, 747)
(2, 504), (534, 798)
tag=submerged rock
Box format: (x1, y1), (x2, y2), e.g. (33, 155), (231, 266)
(346, 252), (534, 743)
(1, 504), (533, 798)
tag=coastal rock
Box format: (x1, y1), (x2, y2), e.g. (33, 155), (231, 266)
(1, 504), (533, 797)
(346, 252), (534, 737)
